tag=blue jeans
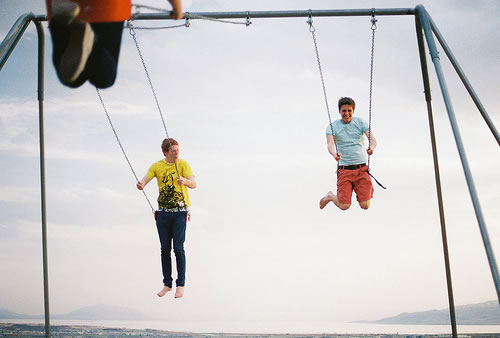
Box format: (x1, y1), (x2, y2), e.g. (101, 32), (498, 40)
(155, 211), (187, 287)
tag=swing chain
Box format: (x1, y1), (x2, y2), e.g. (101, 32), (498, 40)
(96, 88), (156, 214)
(367, 11), (377, 170)
(307, 14), (338, 170)
(129, 27), (188, 210)
(367, 11), (386, 189)
(371, 9), (378, 30)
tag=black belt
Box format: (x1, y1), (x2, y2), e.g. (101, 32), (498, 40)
(338, 163), (366, 170)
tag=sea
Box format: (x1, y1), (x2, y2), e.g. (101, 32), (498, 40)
(1, 318), (500, 336)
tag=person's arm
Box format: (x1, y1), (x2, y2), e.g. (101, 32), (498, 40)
(177, 175), (197, 189)
(326, 134), (341, 161)
(168, 0), (183, 19)
(136, 176), (152, 190)
(365, 130), (377, 155)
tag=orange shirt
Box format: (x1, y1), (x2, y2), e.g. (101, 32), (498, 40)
(46, 0), (132, 23)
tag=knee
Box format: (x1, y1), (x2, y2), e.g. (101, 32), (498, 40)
(339, 204), (351, 211)
(174, 247), (185, 256)
(359, 201), (370, 210)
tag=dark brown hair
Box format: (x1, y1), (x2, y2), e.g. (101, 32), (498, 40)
(338, 97), (356, 111)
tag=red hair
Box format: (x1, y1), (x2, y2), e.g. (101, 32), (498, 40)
(161, 138), (178, 153)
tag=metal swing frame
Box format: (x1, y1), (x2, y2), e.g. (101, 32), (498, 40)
(1, 5), (499, 338)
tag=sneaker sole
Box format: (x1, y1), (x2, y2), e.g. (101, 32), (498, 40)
(59, 21), (94, 84)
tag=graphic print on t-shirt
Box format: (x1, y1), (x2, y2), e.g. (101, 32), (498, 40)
(158, 171), (185, 209)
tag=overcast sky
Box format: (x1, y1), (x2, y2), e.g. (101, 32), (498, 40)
(0, 0), (499, 332)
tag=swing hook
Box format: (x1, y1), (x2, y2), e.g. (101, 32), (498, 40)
(307, 10), (315, 32)
(127, 20), (137, 36)
(245, 11), (252, 26)
(370, 8), (378, 30)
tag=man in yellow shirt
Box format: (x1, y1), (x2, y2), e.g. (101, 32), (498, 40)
(137, 138), (196, 298)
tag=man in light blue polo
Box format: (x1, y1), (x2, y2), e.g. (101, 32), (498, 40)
(319, 97), (377, 210)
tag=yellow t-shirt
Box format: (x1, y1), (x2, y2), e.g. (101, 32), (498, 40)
(147, 159), (193, 209)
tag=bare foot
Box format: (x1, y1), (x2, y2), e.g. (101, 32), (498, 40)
(319, 191), (334, 209)
(174, 286), (185, 299)
(157, 286), (172, 297)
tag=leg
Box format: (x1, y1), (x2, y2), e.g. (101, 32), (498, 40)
(324, 169), (353, 211)
(172, 212), (187, 298)
(48, 20), (89, 88)
(319, 191), (351, 210)
(354, 167), (374, 210)
(155, 212), (174, 295)
(86, 22), (124, 88)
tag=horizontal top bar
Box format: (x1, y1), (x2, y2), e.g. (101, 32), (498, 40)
(137, 8), (416, 20)
(33, 7), (416, 22)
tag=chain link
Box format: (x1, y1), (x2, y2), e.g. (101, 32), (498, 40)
(308, 17), (338, 171)
(367, 12), (377, 170)
(96, 88), (156, 213)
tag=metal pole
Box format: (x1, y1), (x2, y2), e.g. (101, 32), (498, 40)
(34, 19), (50, 338)
(427, 17), (500, 146)
(0, 13), (34, 71)
(415, 5), (500, 303)
(414, 13), (457, 338)
(33, 8), (415, 23)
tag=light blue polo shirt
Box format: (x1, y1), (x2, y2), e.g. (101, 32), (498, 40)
(326, 117), (370, 166)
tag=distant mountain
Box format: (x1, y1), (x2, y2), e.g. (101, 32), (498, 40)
(0, 309), (41, 319)
(369, 300), (500, 325)
(53, 304), (148, 320)
(0, 304), (147, 321)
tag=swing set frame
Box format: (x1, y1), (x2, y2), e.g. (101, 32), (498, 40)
(0, 6), (499, 338)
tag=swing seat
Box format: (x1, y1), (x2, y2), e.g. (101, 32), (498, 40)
(46, 0), (132, 23)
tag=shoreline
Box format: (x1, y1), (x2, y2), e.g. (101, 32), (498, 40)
(2, 321), (500, 337)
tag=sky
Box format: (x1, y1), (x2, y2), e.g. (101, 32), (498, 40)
(0, 0), (499, 332)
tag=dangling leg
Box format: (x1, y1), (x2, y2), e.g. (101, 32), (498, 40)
(48, 0), (95, 87)
(355, 166), (374, 210)
(320, 169), (353, 211)
(58, 20), (95, 85)
(86, 22), (124, 88)
(155, 212), (174, 297)
(172, 212), (187, 298)
(320, 191), (351, 210)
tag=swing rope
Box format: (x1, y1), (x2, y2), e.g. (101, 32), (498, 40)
(307, 16), (338, 171)
(367, 11), (386, 189)
(128, 25), (188, 209)
(367, 11), (376, 170)
(97, 87), (156, 213)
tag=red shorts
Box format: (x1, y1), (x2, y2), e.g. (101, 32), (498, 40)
(337, 165), (374, 205)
